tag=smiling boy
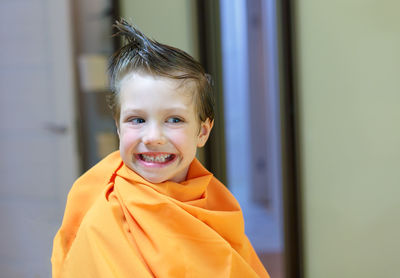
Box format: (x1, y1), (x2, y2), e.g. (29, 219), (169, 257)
(117, 73), (212, 184)
(52, 20), (269, 278)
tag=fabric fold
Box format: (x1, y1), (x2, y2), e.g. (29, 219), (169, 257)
(52, 151), (269, 278)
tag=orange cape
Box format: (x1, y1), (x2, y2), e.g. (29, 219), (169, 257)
(52, 151), (269, 277)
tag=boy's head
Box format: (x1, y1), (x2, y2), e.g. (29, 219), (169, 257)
(108, 19), (214, 124)
(108, 20), (214, 183)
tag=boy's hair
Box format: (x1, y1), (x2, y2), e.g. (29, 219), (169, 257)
(108, 19), (215, 123)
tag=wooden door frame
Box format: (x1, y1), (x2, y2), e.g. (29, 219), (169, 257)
(196, 0), (227, 184)
(278, 0), (303, 277)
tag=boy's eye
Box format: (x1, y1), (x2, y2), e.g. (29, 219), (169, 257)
(130, 118), (145, 124)
(166, 117), (183, 124)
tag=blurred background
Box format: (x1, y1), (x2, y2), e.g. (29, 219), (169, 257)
(1, 0), (399, 277)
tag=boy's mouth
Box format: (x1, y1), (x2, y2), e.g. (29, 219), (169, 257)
(137, 153), (176, 164)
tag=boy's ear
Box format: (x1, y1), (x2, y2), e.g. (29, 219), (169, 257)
(197, 118), (213, 148)
(115, 120), (120, 137)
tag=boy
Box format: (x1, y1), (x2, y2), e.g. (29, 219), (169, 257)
(52, 19), (269, 278)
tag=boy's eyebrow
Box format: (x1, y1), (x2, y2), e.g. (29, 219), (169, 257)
(121, 108), (145, 114)
(162, 107), (190, 113)
(121, 107), (190, 114)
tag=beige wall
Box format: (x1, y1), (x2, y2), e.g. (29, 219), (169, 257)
(295, 0), (400, 277)
(119, 0), (198, 58)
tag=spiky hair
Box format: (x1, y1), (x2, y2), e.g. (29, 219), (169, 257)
(108, 19), (214, 123)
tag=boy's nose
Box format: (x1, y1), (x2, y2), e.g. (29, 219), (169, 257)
(142, 123), (166, 145)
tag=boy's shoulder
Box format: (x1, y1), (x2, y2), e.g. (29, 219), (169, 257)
(73, 151), (121, 190)
(64, 151), (122, 217)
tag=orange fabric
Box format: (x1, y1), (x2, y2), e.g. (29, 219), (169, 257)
(52, 151), (269, 278)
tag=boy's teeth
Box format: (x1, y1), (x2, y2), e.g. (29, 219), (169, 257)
(141, 154), (171, 163)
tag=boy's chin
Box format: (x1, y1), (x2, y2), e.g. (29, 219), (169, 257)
(134, 168), (173, 184)
(137, 168), (188, 184)
(142, 175), (169, 184)
(124, 159), (190, 184)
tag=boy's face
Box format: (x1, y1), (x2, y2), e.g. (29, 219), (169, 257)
(117, 73), (212, 183)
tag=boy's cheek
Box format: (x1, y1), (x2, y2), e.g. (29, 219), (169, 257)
(169, 133), (192, 147)
(119, 132), (139, 149)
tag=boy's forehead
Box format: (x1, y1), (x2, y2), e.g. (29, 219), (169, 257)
(121, 71), (194, 88)
(120, 72), (197, 101)
(119, 73), (198, 112)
